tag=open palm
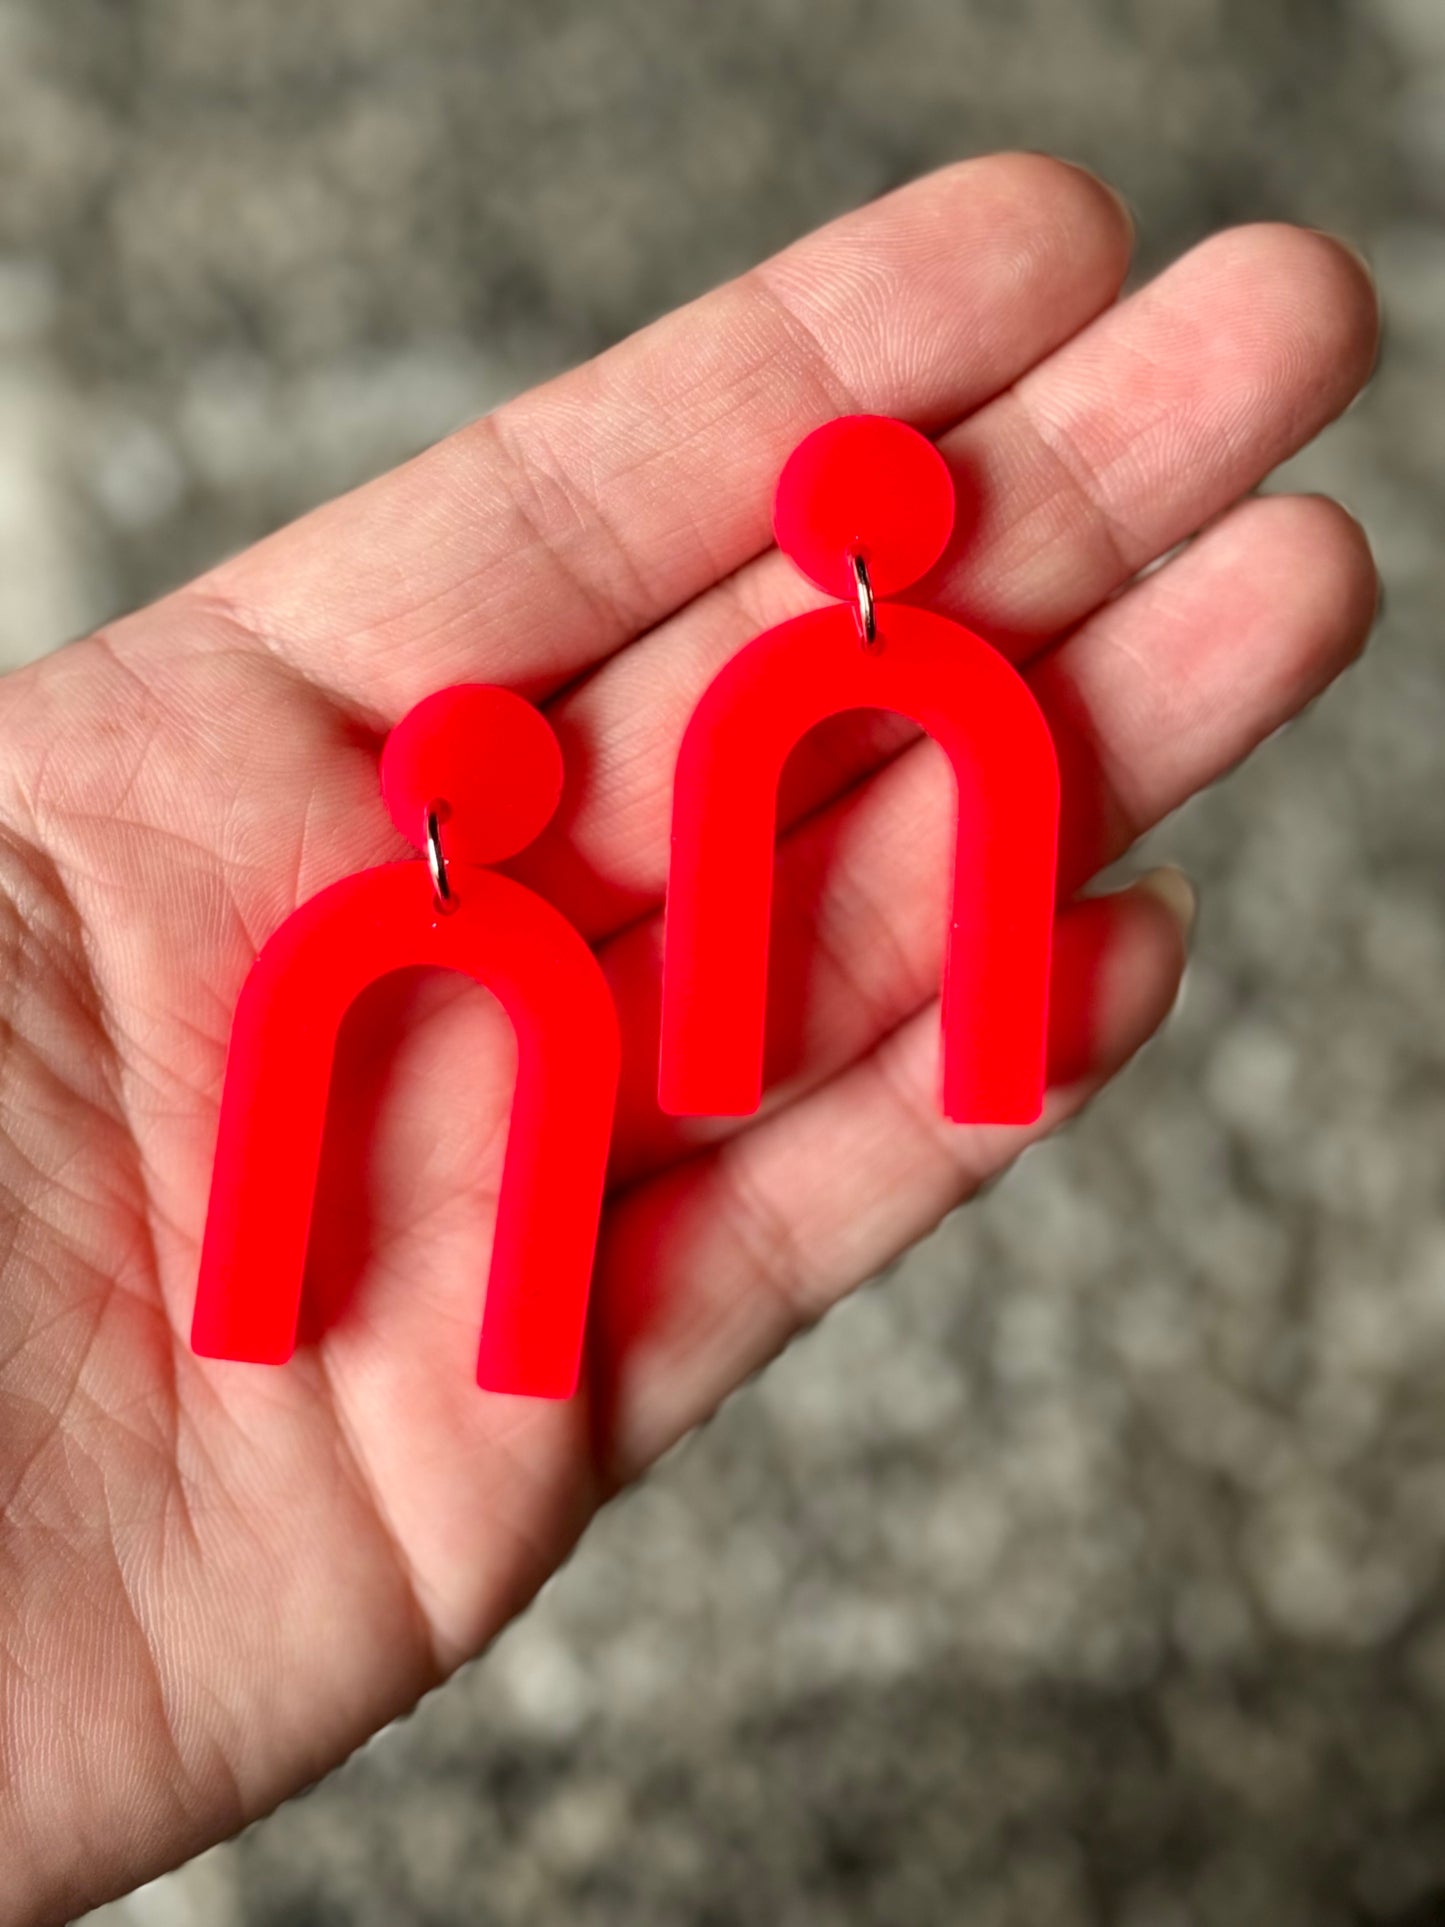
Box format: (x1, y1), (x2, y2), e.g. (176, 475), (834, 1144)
(0, 155), (1378, 1922)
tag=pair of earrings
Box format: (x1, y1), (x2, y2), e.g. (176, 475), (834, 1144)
(191, 415), (1059, 1400)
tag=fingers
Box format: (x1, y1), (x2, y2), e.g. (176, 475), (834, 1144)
(183, 155), (1133, 709)
(590, 873), (1193, 1483)
(600, 489), (1377, 1180)
(954, 223), (1379, 643)
(523, 223), (1378, 934)
(1042, 490), (1379, 887)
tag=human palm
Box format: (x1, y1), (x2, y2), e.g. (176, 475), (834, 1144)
(0, 156), (1378, 1922)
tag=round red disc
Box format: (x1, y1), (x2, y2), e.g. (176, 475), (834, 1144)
(381, 684), (564, 864)
(772, 415), (955, 600)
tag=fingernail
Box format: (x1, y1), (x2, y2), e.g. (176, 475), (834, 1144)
(1137, 865), (1197, 936)
(1058, 157), (1136, 238)
(1308, 226), (1375, 284)
(1026, 151), (1136, 240)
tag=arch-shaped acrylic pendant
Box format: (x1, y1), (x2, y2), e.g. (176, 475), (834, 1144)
(659, 415), (1059, 1125)
(192, 685), (619, 1399)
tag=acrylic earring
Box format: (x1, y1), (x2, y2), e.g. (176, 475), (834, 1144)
(658, 414), (1059, 1125)
(192, 684), (619, 1400)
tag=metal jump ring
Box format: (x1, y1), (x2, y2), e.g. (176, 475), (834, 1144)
(425, 801), (457, 912)
(850, 551), (877, 647)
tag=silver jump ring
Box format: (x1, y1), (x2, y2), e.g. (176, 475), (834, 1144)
(425, 802), (457, 913)
(851, 551), (877, 647)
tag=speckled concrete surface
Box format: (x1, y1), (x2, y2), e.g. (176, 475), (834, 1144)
(2, 0), (1440, 1921)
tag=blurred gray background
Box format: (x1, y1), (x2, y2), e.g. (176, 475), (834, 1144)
(4, 0), (1436, 1921)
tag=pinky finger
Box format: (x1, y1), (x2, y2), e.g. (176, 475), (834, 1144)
(591, 869), (1196, 1481)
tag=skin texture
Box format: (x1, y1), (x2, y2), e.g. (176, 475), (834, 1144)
(0, 155), (1378, 1921)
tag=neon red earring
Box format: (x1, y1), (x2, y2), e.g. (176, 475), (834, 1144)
(659, 415), (1059, 1125)
(192, 685), (619, 1400)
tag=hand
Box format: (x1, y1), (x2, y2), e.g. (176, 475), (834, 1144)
(0, 154), (1377, 1921)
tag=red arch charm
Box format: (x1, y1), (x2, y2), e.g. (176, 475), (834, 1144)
(658, 603), (1059, 1125)
(193, 686), (619, 1401)
(193, 863), (618, 1397)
